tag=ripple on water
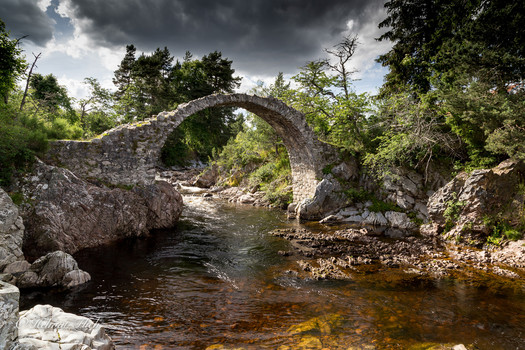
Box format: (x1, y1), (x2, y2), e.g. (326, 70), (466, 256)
(18, 196), (525, 349)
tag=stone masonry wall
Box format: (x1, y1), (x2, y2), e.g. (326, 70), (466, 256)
(45, 94), (340, 204)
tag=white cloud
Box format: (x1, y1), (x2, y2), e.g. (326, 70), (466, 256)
(56, 75), (88, 101)
(36, 0), (52, 12)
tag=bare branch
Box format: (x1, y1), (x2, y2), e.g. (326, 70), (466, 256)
(20, 52), (41, 111)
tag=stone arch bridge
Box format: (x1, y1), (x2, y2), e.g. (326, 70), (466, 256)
(45, 93), (340, 205)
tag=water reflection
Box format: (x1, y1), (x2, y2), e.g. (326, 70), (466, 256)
(20, 195), (525, 349)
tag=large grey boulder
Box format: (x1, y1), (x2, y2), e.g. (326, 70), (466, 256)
(297, 177), (345, 220)
(424, 159), (525, 238)
(18, 304), (115, 350)
(0, 281), (19, 349)
(19, 161), (183, 258)
(17, 251), (91, 289)
(385, 211), (416, 230)
(192, 164), (219, 188)
(0, 189), (25, 271)
(363, 212), (388, 226)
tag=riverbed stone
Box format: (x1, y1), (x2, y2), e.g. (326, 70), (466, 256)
(297, 178), (345, 220)
(363, 212), (388, 226)
(338, 208), (360, 217)
(18, 304), (115, 350)
(238, 194), (255, 204)
(0, 281), (19, 349)
(385, 211), (416, 230)
(320, 215), (342, 224)
(193, 164), (219, 188)
(343, 215), (364, 223)
(4, 260), (31, 275)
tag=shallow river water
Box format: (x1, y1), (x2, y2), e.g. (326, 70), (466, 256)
(21, 195), (525, 349)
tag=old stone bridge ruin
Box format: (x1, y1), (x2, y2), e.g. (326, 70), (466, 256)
(45, 93), (340, 207)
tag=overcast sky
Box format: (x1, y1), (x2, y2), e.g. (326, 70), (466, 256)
(1, 0), (391, 100)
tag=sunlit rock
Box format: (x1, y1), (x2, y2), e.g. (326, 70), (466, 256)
(17, 304), (115, 350)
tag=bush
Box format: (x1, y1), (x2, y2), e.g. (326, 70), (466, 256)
(0, 105), (49, 185)
(45, 117), (83, 140)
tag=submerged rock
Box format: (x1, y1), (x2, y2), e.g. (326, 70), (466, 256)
(18, 160), (183, 258)
(287, 313), (344, 335)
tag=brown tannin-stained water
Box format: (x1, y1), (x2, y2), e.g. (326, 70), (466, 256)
(20, 195), (525, 349)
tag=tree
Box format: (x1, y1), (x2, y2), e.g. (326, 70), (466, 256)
(374, 0), (525, 168)
(377, 0), (525, 94)
(0, 19), (27, 104)
(29, 73), (75, 121)
(78, 77), (116, 135)
(161, 51), (242, 165)
(292, 36), (370, 153)
(113, 44), (136, 99)
(20, 52), (41, 111)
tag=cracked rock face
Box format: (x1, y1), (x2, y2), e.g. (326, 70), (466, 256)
(425, 159), (525, 238)
(0, 189), (25, 271)
(18, 161), (183, 258)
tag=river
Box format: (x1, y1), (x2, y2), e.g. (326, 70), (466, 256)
(20, 194), (525, 349)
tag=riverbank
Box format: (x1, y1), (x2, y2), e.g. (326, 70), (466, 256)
(17, 193), (523, 349)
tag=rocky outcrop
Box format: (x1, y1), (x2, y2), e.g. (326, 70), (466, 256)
(297, 177), (345, 220)
(18, 161), (183, 258)
(192, 164), (219, 188)
(17, 304), (115, 350)
(423, 159), (525, 239)
(16, 251), (91, 289)
(369, 166), (447, 222)
(0, 189), (25, 271)
(0, 281), (19, 349)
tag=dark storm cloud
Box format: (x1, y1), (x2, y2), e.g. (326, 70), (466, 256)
(66, 0), (386, 74)
(0, 0), (54, 45)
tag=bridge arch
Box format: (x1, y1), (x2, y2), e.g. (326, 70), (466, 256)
(46, 94), (338, 204)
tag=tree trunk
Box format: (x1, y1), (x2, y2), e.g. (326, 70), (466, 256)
(20, 52), (41, 111)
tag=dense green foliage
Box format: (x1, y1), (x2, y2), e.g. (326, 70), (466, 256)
(112, 46), (242, 164)
(0, 19), (26, 104)
(368, 0), (525, 175)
